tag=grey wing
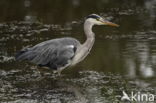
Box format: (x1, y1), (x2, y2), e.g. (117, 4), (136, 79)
(15, 37), (80, 70)
(32, 44), (76, 69)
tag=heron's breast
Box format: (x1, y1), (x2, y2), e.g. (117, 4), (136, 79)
(71, 47), (90, 66)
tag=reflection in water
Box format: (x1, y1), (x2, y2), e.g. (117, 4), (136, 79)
(24, 15), (37, 23)
(24, 0), (31, 8)
(123, 36), (155, 78)
(145, 0), (156, 18)
(124, 58), (136, 78)
(140, 0), (156, 27)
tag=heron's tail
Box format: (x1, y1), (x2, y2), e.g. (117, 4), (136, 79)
(15, 49), (27, 60)
(15, 48), (34, 61)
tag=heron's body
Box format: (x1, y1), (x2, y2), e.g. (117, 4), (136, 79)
(15, 14), (118, 74)
(16, 37), (80, 71)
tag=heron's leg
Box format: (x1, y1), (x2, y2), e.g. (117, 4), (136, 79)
(56, 64), (70, 76)
(37, 66), (50, 76)
(57, 70), (62, 76)
(56, 67), (64, 76)
(53, 69), (62, 76)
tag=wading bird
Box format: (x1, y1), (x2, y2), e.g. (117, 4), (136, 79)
(15, 14), (119, 75)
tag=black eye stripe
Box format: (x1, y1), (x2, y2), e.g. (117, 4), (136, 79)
(87, 15), (100, 19)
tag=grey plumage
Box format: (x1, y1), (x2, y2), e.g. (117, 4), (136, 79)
(16, 37), (80, 70)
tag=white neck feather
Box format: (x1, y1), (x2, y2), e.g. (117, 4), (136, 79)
(83, 19), (95, 48)
(84, 19), (95, 39)
(71, 19), (95, 66)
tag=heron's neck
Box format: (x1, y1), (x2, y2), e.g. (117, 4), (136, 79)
(83, 21), (95, 48)
(84, 21), (95, 39)
(70, 21), (95, 65)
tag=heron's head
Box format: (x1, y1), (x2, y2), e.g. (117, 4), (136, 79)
(86, 14), (119, 27)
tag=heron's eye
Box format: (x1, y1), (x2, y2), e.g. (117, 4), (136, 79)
(96, 18), (100, 21)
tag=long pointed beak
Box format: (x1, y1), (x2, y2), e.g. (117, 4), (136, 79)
(101, 20), (119, 27)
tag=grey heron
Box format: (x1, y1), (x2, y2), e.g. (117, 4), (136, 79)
(15, 14), (119, 75)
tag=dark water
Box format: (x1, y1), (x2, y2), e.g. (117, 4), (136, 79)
(0, 0), (156, 103)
